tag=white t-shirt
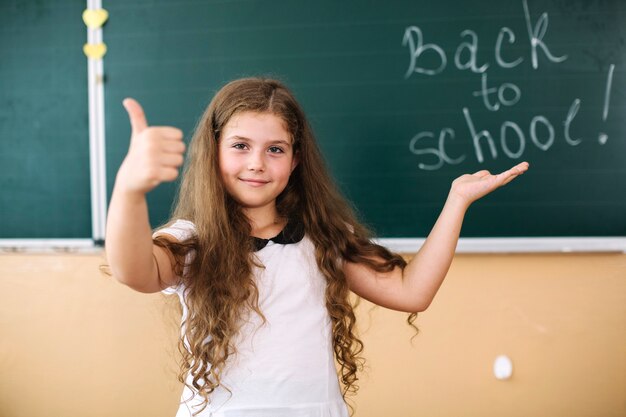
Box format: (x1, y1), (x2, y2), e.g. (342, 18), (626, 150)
(155, 220), (349, 417)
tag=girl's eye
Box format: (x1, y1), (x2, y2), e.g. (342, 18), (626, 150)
(233, 143), (247, 150)
(268, 146), (284, 154)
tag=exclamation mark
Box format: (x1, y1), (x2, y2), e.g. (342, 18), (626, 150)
(598, 64), (615, 145)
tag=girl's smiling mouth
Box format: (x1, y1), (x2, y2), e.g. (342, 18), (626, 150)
(239, 178), (270, 186)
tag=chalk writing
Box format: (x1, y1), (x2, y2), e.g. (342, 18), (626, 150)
(564, 99), (582, 146)
(599, 64), (616, 145)
(522, 0), (568, 69)
(409, 129), (466, 170)
(404, 0), (615, 169)
(402, 26), (446, 77)
(454, 30), (489, 73)
(495, 27), (523, 69)
(472, 73), (521, 112)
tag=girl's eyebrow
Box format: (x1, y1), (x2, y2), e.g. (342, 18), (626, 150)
(225, 135), (292, 147)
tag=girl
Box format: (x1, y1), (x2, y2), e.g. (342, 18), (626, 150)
(105, 78), (528, 417)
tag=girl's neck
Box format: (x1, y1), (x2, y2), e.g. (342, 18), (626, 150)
(244, 205), (287, 239)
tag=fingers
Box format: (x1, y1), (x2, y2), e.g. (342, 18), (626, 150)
(496, 161), (529, 184)
(472, 169), (491, 178)
(161, 139), (186, 154)
(155, 126), (185, 141)
(159, 153), (185, 168)
(508, 161), (529, 174)
(472, 162), (529, 182)
(151, 128), (185, 161)
(160, 167), (180, 182)
(145, 129), (185, 172)
(501, 174), (518, 186)
(123, 98), (148, 135)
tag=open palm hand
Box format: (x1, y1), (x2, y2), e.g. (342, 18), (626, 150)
(450, 162), (529, 208)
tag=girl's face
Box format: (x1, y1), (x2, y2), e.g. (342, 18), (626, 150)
(218, 111), (298, 215)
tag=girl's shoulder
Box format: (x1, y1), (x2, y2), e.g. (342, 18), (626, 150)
(153, 219), (196, 242)
(153, 220), (196, 296)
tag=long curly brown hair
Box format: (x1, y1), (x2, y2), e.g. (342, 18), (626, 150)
(154, 78), (410, 414)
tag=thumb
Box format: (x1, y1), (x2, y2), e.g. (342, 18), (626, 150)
(122, 98), (148, 135)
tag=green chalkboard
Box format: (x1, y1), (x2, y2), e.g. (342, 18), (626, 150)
(9, 0), (625, 240)
(0, 0), (91, 239)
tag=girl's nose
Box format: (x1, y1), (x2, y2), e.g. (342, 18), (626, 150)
(247, 152), (265, 172)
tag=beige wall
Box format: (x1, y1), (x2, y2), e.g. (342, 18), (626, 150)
(0, 252), (624, 417)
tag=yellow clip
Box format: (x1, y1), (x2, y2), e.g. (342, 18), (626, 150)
(82, 9), (109, 29)
(83, 43), (107, 60)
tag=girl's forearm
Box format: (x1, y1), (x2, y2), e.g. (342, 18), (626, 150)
(402, 195), (468, 310)
(105, 178), (157, 289)
(401, 162), (528, 311)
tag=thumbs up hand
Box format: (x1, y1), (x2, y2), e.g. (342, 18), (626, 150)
(116, 98), (186, 195)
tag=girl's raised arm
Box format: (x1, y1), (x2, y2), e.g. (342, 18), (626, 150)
(105, 99), (186, 293)
(345, 162), (529, 312)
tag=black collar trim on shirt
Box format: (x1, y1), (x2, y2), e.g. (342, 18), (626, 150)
(251, 220), (305, 252)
